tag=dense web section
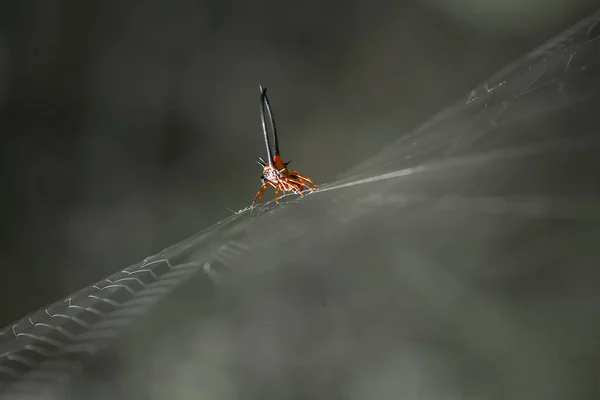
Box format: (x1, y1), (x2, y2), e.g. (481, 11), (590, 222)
(1, 10), (600, 400)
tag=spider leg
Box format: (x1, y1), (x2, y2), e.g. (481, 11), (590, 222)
(287, 176), (314, 192)
(252, 181), (269, 206)
(291, 180), (307, 194)
(253, 178), (279, 206)
(281, 180), (299, 195)
(289, 170), (318, 189)
(274, 184), (281, 203)
(286, 179), (309, 197)
(284, 181), (297, 193)
(289, 179), (305, 194)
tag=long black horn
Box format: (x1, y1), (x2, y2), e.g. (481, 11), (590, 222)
(259, 85), (275, 167)
(260, 85), (280, 157)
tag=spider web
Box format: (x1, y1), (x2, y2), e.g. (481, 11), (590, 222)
(1, 9), (600, 400)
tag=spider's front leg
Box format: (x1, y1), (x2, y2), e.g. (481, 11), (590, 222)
(286, 176), (313, 193)
(274, 185), (281, 203)
(290, 170), (318, 190)
(284, 179), (306, 196)
(252, 181), (269, 206)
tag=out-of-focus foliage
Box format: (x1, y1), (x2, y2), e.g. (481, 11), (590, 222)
(426, 0), (599, 32)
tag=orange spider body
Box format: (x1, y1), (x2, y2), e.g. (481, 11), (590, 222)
(251, 86), (317, 206)
(253, 154), (318, 205)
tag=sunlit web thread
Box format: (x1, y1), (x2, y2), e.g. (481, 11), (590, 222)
(316, 134), (600, 193)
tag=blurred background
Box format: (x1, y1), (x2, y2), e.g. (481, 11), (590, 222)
(0, 0), (598, 327)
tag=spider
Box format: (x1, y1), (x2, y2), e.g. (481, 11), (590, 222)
(252, 86), (318, 206)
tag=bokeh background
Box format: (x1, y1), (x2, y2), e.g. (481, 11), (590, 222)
(0, 0), (598, 327)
